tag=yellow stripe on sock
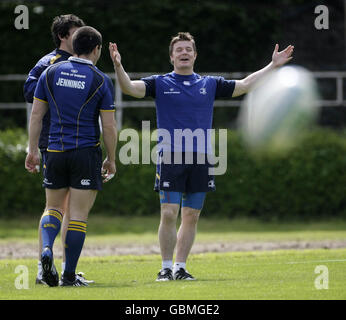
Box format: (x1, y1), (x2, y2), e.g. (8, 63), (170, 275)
(42, 209), (63, 223)
(48, 211), (62, 222)
(68, 224), (86, 231)
(69, 221), (87, 228)
(48, 209), (63, 216)
(68, 221), (87, 233)
(67, 227), (86, 233)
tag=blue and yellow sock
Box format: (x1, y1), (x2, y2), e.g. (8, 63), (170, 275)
(40, 209), (63, 249)
(64, 220), (87, 276)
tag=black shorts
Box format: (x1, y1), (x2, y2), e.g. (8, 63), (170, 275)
(154, 152), (216, 193)
(41, 150), (48, 170)
(43, 146), (102, 190)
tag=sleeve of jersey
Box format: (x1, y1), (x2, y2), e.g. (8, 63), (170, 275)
(99, 76), (115, 112)
(141, 75), (157, 98)
(214, 77), (236, 98)
(23, 62), (48, 103)
(33, 70), (48, 103)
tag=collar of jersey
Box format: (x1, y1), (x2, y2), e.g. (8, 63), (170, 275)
(171, 72), (199, 81)
(68, 56), (94, 65)
(56, 49), (72, 57)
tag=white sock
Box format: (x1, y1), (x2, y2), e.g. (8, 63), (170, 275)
(61, 262), (66, 273)
(173, 262), (186, 273)
(37, 261), (42, 278)
(162, 260), (173, 270)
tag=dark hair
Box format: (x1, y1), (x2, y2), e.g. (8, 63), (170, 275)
(72, 26), (102, 56)
(169, 32), (196, 56)
(51, 14), (85, 48)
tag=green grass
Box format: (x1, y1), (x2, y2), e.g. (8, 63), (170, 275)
(1, 249), (346, 300)
(2, 215), (346, 243)
(0, 216), (346, 300)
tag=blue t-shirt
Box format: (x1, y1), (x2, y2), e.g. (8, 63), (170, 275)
(142, 72), (235, 153)
(24, 49), (72, 151)
(34, 57), (115, 151)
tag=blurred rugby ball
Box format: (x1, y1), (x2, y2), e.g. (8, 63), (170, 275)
(239, 65), (319, 155)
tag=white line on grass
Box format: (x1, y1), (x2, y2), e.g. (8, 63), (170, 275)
(226, 259), (346, 267)
(286, 259), (346, 265)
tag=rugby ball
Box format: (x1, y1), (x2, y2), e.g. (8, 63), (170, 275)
(238, 65), (319, 155)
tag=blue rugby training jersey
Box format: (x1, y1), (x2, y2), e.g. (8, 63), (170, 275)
(142, 72), (235, 153)
(24, 49), (72, 152)
(34, 56), (115, 151)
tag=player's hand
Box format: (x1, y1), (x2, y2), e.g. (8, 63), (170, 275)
(101, 158), (116, 183)
(272, 44), (294, 67)
(25, 152), (40, 174)
(109, 42), (121, 67)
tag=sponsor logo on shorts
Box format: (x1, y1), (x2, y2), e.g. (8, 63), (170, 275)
(208, 180), (215, 188)
(163, 181), (170, 187)
(81, 179), (91, 186)
(43, 178), (52, 185)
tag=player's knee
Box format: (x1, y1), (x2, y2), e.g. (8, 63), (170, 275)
(182, 208), (200, 225)
(160, 205), (179, 224)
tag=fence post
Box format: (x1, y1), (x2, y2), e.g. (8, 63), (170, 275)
(336, 76), (343, 105)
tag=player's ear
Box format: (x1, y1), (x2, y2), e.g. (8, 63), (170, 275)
(92, 45), (99, 55)
(58, 32), (70, 41)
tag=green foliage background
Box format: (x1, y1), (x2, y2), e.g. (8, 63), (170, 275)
(0, 0), (288, 129)
(1, 0), (345, 129)
(1, 0), (283, 75)
(0, 0), (345, 220)
(1, 127), (345, 219)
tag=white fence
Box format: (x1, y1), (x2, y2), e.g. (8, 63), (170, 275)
(1, 71), (345, 130)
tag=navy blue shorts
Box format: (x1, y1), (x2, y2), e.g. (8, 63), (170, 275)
(41, 150), (48, 171)
(154, 152), (216, 193)
(43, 146), (102, 190)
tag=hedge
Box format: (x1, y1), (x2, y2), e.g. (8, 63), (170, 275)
(0, 127), (345, 219)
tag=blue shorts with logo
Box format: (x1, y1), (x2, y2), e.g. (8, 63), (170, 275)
(154, 152), (216, 193)
(42, 146), (102, 190)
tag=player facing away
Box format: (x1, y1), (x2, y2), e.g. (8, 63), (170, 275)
(23, 14), (94, 285)
(109, 32), (293, 281)
(25, 26), (117, 286)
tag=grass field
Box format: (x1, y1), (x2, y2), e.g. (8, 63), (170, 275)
(1, 249), (346, 300)
(0, 216), (346, 300)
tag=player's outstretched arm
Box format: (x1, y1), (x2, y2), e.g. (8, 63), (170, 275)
(109, 42), (146, 98)
(232, 44), (294, 97)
